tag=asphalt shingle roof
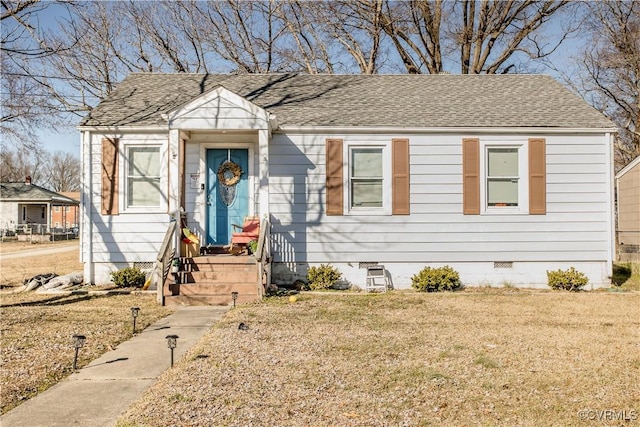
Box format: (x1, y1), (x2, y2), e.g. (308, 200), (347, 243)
(0, 183), (80, 204)
(81, 73), (614, 129)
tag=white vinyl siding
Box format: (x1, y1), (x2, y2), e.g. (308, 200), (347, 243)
(268, 132), (611, 287)
(85, 133), (169, 283)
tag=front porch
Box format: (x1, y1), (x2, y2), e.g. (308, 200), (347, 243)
(164, 254), (261, 306)
(154, 217), (270, 307)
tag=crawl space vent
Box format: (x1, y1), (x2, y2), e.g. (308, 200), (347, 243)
(494, 262), (513, 269)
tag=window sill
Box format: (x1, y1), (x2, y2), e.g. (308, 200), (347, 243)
(345, 208), (391, 216)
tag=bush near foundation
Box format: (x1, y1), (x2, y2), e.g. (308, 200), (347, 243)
(111, 267), (146, 288)
(307, 264), (342, 290)
(547, 267), (588, 291)
(411, 265), (462, 292)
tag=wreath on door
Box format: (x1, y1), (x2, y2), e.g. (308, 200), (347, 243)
(217, 161), (243, 186)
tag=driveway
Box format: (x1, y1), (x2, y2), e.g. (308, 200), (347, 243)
(0, 244), (79, 260)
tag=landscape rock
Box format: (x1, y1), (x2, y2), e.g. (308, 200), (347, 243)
(23, 273), (57, 292)
(41, 272), (83, 290)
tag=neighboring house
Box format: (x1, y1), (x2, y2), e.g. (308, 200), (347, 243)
(0, 178), (80, 233)
(79, 73), (616, 289)
(51, 192), (80, 229)
(615, 156), (640, 262)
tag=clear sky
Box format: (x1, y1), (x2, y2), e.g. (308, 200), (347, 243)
(39, 127), (81, 157)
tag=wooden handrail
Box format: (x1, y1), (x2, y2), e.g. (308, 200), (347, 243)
(255, 216), (271, 298)
(155, 221), (177, 304)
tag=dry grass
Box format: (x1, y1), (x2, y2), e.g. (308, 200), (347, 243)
(0, 240), (82, 287)
(0, 292), (173, 414)
(119, 290), (639, 426)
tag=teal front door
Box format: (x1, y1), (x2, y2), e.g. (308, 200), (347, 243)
(206, 149), (249, 245)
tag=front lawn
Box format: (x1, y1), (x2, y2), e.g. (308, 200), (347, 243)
(118, 290), (639, 426)
(0, 293), (173, 414)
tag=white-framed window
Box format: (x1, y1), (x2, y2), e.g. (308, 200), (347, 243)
(54, 206), (60, 212)
(481, 141), (528, 213)
(126, 146), (161, 209)
(65, 206), (70, 212)
(345, 142), (391, 215)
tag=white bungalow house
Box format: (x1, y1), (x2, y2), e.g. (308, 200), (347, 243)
(79, 73), (616, 302)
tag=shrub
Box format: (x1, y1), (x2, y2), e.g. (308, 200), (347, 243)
(411, 265), (462, 292)
(111, 267), (146, 288)
(307, 264), (342, 290)
(546, 267), (588, 291)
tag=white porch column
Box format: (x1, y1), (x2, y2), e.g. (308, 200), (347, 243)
(168, 129), (181, 252)
(258, 128), (270, 218)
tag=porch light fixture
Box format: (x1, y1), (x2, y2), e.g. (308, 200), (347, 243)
(72, 334), (86, 371)
(231, 291), (238, 308)
(131, 307), (140, 334)
(165, 335), (179, 367)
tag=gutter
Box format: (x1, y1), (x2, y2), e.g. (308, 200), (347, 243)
(276, 126), (618, 134)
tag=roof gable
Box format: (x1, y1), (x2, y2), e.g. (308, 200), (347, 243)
(81, 73), (615, 130)
(0, 183), (80, 204)
(615, 155), (640, 179)
(165, 85), (270, 130)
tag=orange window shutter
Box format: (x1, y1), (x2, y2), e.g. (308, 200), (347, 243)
(529, 138), (546, 215)
(326, 139), (343, 215)
(462, 138), (480, 215)
(101, 137), (119, 215)
(392, 138), (410, 215)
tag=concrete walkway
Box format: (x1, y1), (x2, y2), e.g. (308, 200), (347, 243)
(1, 306), (229, 427)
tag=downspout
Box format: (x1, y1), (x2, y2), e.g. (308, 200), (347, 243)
(606, 132), (615, 283)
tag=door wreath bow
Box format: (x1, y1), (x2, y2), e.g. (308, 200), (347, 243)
(217, 161), (243, 186)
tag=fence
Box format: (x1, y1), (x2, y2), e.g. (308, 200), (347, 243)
(0, 224), (78, 243)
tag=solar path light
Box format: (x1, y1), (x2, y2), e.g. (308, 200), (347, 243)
(72, 334), (86, 371)
(231, 291), (238, 308)
(131, 306), (140, 334)
(165, 335), (179, 367)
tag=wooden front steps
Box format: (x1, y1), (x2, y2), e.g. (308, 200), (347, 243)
(164, 255), (261, 306)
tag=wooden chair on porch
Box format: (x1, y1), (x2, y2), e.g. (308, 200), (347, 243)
(229, 216), (260, 255)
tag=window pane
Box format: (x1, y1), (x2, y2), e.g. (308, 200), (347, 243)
(128, 146), (160, 208)
(352, 180), (382, 207)
(488, 148), (518, 177)
(128, 178), (161, 206)
(129, 147), (160, 177)
(352, 149), (382, 178)
(487, 179), (518, 206)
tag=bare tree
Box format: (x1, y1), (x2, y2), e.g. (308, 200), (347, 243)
(0, 146), (47, 184)
(579, 1), (639, 170)
(1, 0), (72, 146)
(363, 0), (573, 74)
(47, 151), (80, 191)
